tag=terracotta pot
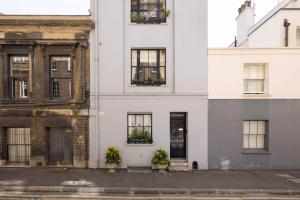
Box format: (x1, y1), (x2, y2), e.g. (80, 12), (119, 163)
(106, 163), (117, 173)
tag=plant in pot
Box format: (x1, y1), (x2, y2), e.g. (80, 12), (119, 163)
(159, 9), (171, 23)
(105, 146), (121, 172)
(151, 149), (170, 173)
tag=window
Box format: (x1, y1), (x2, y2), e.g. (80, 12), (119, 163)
(9, 56), (30, 99)
(50, 56), (72, 100)
(131, 0), (166, 23)
(128, 114), (153, 144)
(244, 64), (266, 94)
(6, 128), (31, 165)
(243, 121), (267, 150)
(297, 28), (300, 47)
(131, 49), (166, 86)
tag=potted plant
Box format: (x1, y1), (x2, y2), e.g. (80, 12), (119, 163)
(151, 149), (170, 173)
(159, 9), (171, 22)
(105, 146), (121, 172)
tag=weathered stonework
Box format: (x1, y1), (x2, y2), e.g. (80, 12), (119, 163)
(0, 16), (93, 168)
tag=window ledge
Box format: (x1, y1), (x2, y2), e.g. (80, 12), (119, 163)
(242, 94), (271, 98)
(129, 85), (168, 88)
(129, 23), (168, 26)
(125, 143), (155, 147)
(1, 99), (35, 104)
(242, 150), (271, 155)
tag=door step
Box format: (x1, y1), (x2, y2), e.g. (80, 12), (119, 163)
(168, 160), (190, 172)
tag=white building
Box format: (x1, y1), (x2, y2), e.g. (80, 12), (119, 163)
(235, 0), (300, 47)
(89, 0), (208, 170)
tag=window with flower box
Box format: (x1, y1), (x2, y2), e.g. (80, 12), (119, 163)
(127, 114), (153, 144)
(131, 0), (167, 24)
(131, 49), (166, 86)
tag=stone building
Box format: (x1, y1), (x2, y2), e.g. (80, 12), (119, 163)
(0, 16), (93, 168)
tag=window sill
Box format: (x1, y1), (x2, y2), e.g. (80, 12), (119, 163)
(129, 22), (168, 25)
(129, 84), (168, 88)
(125, 143), (155, 147)
(242, 149), (271, 155)
(242, 94), (271, 98)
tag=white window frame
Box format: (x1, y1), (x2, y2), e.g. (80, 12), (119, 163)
(244, 63), (268, 95)
(243, 120), (268, 150)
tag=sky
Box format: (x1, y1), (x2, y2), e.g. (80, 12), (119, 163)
(0, 0), (282, 47)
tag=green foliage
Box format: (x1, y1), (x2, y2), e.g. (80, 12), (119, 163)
(159, 9), (171, 20)
(131, 15), (144, 23)
(151, 149), (170, 166)
(105, 146), (121, 165)
(128, 128), (152, 144)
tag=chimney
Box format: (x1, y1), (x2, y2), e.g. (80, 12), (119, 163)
(236, 0), (255, 46)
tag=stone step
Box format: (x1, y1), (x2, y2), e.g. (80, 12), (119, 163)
(168, 160), (190, 172)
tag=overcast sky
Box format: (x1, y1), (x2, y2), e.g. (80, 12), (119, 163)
(0, 0), (281, 47)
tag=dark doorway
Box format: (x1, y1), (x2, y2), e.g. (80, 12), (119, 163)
(170, 113), (187, 159)
(48, 128), (73, 165)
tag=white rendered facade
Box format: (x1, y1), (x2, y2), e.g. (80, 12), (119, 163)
(89, 0), (208, 169)
(236, 0), (300, 47)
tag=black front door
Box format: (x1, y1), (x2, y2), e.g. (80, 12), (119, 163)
(170, 113), (187, 159)
(48, 128), (73, 165)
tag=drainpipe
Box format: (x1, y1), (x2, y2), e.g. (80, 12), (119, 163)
(284, 19), (291, 47)
(95, 0), (101, 169)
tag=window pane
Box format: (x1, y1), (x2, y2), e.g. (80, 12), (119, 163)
(140, 0), (148, 11)
(244, 65), (250, 79)
(243, 121), (250, 135)
(297, 28), (300, 47)
(149, 50), (157, 67)
(132, 50), (138, 66)
(160, 50), (166, 66)
(160, 67), (165, 82)
(256, 66), (265, 79)
(137, 67), (144, 81)
(257, 135), (265, 149)
(140, 50), (149, 67)
(245, 80), (264, 93)
(144, 127), (152, 136)
(149, 0), (158, 17)
(131, 0), (138, 11)
(10, 56), (29, 77)
(144, 115), (152, 126)
(249, 135), (257, 148)
(136, 115), (143, 126)
(243, 135), (249, 148)
(51, 57), (72, 75)
(160, 0), (166, 10)
(257, 121), (265, 135)
(128, 115), (136, 126)
(250, 121), (258, 135)
(132, 67), (137, 81)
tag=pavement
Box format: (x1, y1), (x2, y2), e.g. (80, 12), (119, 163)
(0, 168), (300, 199)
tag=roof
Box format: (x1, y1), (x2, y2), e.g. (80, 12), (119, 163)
(248, 0), (293, 36)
